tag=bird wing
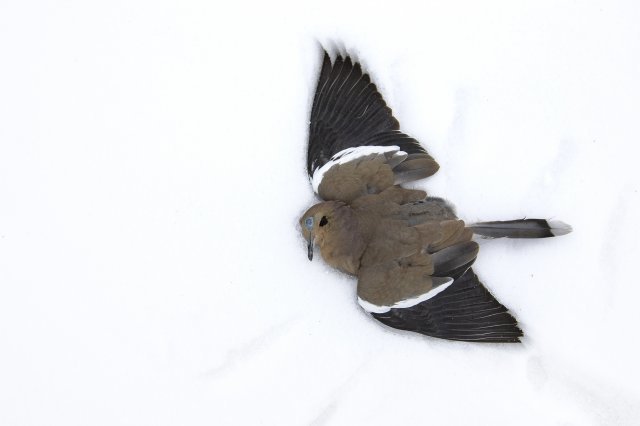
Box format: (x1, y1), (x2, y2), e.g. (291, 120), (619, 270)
(308, 51), (439, 202)
(369, 268), (523, 343)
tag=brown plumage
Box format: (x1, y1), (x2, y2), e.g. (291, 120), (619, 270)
(300, 50), (571, 343)
(300, 187), (476, 308)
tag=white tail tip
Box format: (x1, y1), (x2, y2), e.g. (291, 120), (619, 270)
(548, 220), (573, 236)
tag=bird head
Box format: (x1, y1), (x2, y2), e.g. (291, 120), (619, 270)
(299, 201), (344, 261)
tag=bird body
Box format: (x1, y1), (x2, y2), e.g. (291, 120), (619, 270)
(301, 187), (476, 311)
(300, 50), (571, 342)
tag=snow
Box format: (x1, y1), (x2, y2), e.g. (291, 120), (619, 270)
(1, 0), (639, 425)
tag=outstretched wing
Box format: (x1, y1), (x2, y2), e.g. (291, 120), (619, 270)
(308, 51), (439, 202)
(370, 268), (523, 343)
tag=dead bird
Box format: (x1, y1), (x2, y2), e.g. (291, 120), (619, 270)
(300, 50), (571, 343)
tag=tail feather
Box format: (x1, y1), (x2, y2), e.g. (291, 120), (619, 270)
(469, 219), (572, 239)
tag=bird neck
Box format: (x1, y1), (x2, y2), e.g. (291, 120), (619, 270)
(319, 205), (366, 276)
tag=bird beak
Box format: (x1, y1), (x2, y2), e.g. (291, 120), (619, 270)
(307, 232), (314, 261)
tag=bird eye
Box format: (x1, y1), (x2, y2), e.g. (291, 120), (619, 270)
(319, 216), (328, 227)
(305, 217), (314, 230)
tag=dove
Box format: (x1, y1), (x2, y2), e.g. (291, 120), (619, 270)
(300, 50), (571, 343)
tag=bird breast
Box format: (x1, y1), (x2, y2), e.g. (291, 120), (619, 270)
(317, 207), (367, 276)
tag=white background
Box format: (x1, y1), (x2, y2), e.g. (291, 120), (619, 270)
(2, 1), (639, 424)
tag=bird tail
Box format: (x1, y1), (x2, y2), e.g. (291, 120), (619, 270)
(469, 219), (572, 239)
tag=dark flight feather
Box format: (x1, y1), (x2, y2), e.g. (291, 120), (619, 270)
(308, 51), (432, 177)
(371, 268), (523, 343)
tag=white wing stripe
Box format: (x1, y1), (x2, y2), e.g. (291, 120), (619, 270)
(358, 278), (454, 314)
(311, 145), (405, 193)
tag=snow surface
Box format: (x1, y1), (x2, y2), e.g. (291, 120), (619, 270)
(1, 1), (640, 425)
